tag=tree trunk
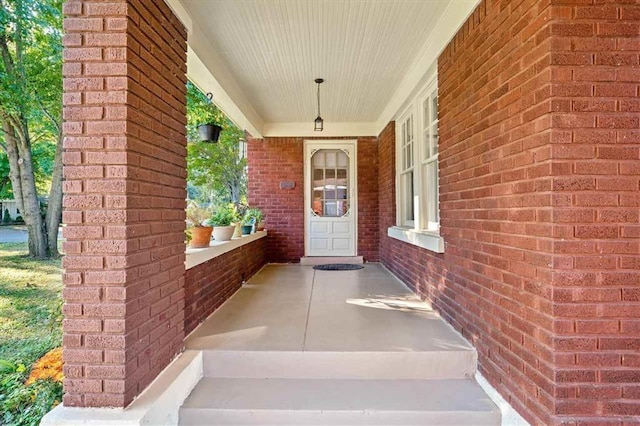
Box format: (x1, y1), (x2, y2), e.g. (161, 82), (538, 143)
(45, 130), (63, 256)
(2, 121), (25, 214)
(2, 119), (48, 258)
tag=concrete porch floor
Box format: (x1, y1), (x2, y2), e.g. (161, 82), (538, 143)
(180, 264), (501, 425)
(185, 263), (472, 353)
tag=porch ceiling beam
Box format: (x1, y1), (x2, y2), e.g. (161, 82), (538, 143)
(262, 122), (378, 138)
(165, 0), (265, 138)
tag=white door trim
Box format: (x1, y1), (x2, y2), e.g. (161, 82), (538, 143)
(304, 140), (358, 257)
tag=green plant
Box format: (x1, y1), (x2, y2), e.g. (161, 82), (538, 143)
(0, 357), (62, 426)
(0, 242), (63, 425)
(185, 202), (212, 227)
(244, 208), (263, 225)
(209, 204), (238, 227)
(2, 209), (12, 224)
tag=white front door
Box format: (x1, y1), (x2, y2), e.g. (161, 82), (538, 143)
(304, 141), (357, 257)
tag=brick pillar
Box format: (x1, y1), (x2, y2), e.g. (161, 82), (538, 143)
(62, 0), (187, 407)
(549, 3), (640, 421)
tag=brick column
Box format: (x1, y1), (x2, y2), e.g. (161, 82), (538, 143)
(62, 0), (187, 407)
(548, 3), (640, 421)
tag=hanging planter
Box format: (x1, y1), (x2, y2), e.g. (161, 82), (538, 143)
(197, 123), (222, 143)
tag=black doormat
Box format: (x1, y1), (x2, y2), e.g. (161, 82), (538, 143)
(313, 263), (364, 271)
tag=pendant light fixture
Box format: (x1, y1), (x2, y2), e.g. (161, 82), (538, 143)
(314, 78), (324, 132)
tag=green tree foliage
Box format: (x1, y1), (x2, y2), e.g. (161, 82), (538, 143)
(0, 0), (62, 258)
(186, 81), (247, 207)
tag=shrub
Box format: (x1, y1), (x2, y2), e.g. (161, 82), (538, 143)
(2, 208), (11, 224)
(0, 352), (63, 426)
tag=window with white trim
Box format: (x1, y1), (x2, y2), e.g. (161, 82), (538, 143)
(398, 111), (416, 227)
(392, 76), (442, 252)
(421, 87), (439, 231)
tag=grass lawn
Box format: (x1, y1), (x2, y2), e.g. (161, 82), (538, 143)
(0, 243), (63, 363)
(0, 242), (63, 425)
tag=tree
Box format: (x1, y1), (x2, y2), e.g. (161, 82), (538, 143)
(0, 0), (62, 258)
(186, 81), (247, 207)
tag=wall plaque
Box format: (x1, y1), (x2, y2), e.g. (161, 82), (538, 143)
(279, 181), (295, 190)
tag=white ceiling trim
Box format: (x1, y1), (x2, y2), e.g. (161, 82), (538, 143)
(165, 0), (264, 138)
(374, 0), (481, 136)
(164, 0), (192, 33)
(262, 122), (378, 138)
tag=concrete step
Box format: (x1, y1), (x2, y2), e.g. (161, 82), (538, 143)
(179, 377), (501, 425)
(203, 349), (477, 380)
(300, 256), (364, 265)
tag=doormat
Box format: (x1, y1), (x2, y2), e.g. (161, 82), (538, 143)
(313, 264), (364, 271)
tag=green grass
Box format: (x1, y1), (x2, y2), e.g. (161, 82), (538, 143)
(0, 242), (62, 365)
(0, 242), (63, 425)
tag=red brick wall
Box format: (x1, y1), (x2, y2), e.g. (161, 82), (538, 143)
(61, 0), (187, 407)
(548, 2), (640, 421)
(357, 138), (380, 262)
(378, 122), (395, 263)
(248, 137), (379, 262)
(379, 1), (640, 424)
(184, 237), (267, 335)
(247, 138), (304, 262)
(435, 2), (558, 422)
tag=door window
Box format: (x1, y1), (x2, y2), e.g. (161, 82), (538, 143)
(311, 149), (349, 217)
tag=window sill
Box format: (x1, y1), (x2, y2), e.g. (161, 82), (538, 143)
(185, 231), (267, 270)
(387, 226), (444, 253)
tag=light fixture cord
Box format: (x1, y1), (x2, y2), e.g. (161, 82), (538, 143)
(317, 82), (321, 116)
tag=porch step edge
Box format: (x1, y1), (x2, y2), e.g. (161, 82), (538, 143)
(203, 350), (476, 380)
(300, 256), (364, 265)
(179, 377), (500, 425)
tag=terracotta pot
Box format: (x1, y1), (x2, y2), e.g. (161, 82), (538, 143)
(213, 225), (235, 241)
(256, 221), (265, 232)
(189, 226), (213, 248)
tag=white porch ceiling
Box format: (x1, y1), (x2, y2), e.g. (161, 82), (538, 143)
(170, 0), (480, 137)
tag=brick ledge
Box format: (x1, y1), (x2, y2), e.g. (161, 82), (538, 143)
(185, 231), (267, 270)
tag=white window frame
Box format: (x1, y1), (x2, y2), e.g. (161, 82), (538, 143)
(390, 74), (444, 253)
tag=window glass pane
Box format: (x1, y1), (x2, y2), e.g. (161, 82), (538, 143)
(404, 172), (414, 222)
(431, 95), (438, 122)
(326, 152), (336, 167)
(410, 147), (413, 168)
(431, 124), (438, 156)
(324, 201), (337, 216)
(325, 168), (336, 180)
(310, 149), (349, 218)
(426, 161), (436, 223)
(337, 152), (348, 167)
(313, 152), (324, 166)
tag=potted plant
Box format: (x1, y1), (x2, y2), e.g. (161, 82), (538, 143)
(197, 123), (222, 143)
(244, 208), (263, 233)
(186, 202), (213, 248)
(232, 204), (246, 238)
(241, 216), (255, 235)
(210, 204), (238, 241)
